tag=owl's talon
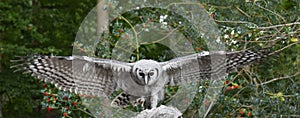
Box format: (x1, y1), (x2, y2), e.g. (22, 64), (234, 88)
(132, 97), (146, 109)
(111, 92), (130, 108)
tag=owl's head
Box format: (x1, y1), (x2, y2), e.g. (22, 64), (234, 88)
(132, 60), (161, 86)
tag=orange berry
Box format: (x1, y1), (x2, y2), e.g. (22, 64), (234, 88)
(118, 29), (123, 33)
(239, 109), (244, 115)
(47, 107), (53, 111)
(149, 18), (152, 22)
(73, 102), (77, 106)
(209, 13), (215, 19)
(226, 86), (232, 91)
(44, 92), (48, 96)
(63, 96), (69, 100)
(42, 84), (47, 88)
(224, 80), (229, 84)
(247, 111), (251, 117)
(46, 98), (50, 102)
(63, 112), (68, 116)
(232, 85), (239, 89)
(185, 99), (190, 104)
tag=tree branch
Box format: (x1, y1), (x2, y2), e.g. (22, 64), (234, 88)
(257, 22), (300, 30)
(268, 41), (300, 56)
(260, 72), (300, 85)
(215, 20), (258, 27)
(254, 3), (286, 22)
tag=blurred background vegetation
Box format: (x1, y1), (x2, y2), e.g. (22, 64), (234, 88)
(0, 0), (300, 117)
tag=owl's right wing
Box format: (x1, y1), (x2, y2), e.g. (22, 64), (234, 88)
(11, 55), (133, 97)
(160, 49), (270, 86)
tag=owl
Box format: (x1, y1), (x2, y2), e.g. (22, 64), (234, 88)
(10, 49), (270, 109)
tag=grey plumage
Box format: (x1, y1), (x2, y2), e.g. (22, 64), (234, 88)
(11, 49), (270, 108)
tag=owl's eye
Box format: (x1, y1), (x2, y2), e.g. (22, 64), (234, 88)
(139, 72), (145, 76)
(148, 72), (154, 76)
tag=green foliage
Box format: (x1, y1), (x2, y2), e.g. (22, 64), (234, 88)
(197, 0), (300, 117)
(0, 0), (95, 117)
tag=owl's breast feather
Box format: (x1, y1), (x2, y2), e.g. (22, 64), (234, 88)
(117, 72), (167, 96)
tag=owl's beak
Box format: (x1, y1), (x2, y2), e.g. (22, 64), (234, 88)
(144, 76), (148, 85)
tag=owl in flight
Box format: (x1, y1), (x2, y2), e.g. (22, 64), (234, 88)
(11, 49), (270, 108)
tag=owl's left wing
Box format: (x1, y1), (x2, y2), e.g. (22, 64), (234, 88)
(11, 55), (133, 97)
(160, 49), (269, 86)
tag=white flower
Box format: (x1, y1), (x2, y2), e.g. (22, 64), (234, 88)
(224, 34), (229, 39)
(159, 15), (168, 23)
(230, 30), (235, 35)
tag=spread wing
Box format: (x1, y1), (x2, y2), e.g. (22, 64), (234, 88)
(10, 55), (133, 97)
(161, 49), (270, 86)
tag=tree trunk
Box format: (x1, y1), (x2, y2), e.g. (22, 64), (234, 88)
(0, 95), (2, 118)
(0, 31), (2, 73)
(96, 0), (108, 35)
(0, 29), (3, 118)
